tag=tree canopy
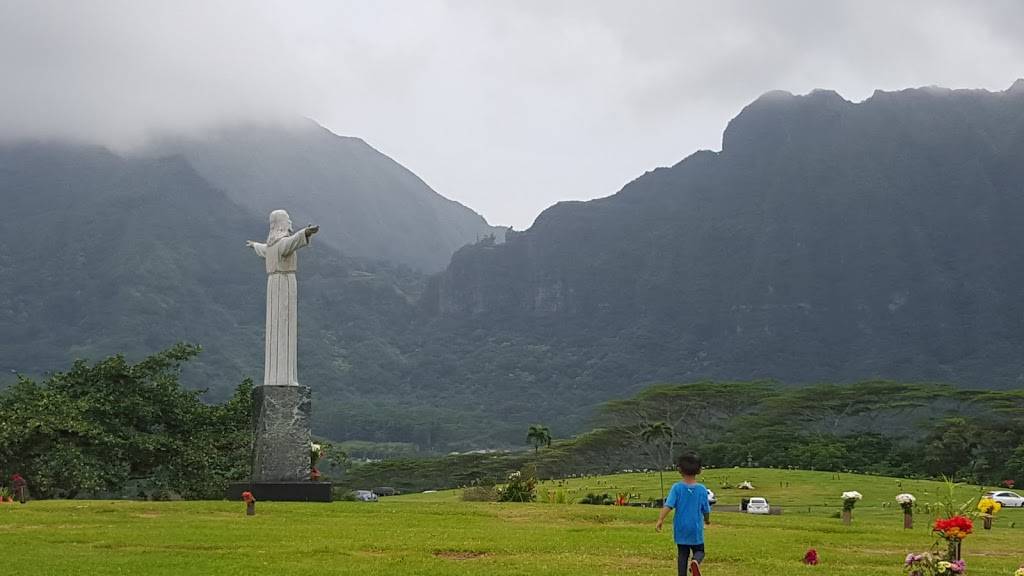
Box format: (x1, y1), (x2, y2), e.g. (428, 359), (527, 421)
(0, 344), (252, 499)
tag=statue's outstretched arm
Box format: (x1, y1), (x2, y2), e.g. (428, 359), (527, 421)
(246, 240), (268, 258)
(280, 225), (319, 257)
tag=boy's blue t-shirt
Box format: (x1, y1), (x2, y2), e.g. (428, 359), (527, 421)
(664, 481), (710, 545)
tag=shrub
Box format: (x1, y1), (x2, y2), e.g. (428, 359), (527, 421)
(497, 468), (537, 502)
(579, 492), (613, 505)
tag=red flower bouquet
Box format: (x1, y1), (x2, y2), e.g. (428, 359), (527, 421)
(803, 549), (819, 565)
(933, 515), (973, 541)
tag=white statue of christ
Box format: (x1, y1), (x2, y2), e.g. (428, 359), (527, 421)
(246, 210), (319, 387)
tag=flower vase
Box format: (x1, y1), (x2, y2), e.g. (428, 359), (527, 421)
(842, 510), (851, 525)
(903, 513), (913, 529)
(983, 516), (992, 530)
(246, 501), (255, 516)
(948, 540), (961, 561)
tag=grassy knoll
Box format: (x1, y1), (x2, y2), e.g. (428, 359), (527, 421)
(2, 469), (1022, 575)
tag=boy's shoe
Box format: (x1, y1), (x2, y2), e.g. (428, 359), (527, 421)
(690, 560), (702, 576)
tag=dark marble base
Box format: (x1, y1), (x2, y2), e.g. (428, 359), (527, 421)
(226, 481), (333, 502)
(252, 385), (311, 482)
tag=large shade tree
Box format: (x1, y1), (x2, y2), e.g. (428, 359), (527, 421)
(0, 344), (253, 499)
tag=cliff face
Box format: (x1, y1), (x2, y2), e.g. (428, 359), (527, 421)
(429, 83), (1024, 386)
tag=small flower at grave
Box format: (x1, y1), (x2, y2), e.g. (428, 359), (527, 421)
(896, 493), (916, 514)
(1014, 565), (1024, 576)
(904, 552), (965, 575)
(242, 491), (256, 504)
(1002, 479), (1016, 489)
(841, 491), (862, 511)
(977, 498), (1002, 517)
(802, 548), (819, 565)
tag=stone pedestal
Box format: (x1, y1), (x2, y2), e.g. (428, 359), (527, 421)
(225, 384), (332, 502)
(252, 385), (312, 482)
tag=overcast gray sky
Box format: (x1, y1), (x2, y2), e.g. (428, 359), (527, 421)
(2, 1), (1022, 228)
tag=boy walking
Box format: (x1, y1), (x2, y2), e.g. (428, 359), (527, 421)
(655, 453), (711, 576)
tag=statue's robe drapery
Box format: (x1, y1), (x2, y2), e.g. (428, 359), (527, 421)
(250, 230), (310, 386)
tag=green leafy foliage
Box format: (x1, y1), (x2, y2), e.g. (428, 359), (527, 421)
(0, 344), (252, 499)
(527, 425), (551, 453)
(497, 467), (537, 503)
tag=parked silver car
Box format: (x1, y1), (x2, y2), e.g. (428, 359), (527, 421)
(983, 490), (1024, 507)
(746, 497), (770, 514)
(355, 490), (378, 502)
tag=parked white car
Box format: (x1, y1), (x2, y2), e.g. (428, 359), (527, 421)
(747, 497), (770, 514)
(984, 491), (1024, 507)
(355, 490), (378, 502)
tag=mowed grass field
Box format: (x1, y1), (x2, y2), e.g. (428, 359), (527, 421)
(2, 469), (1022, 575)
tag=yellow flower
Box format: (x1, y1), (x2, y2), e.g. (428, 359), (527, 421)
(977, 498), (1002, 515)
(937, 561), (952, 570)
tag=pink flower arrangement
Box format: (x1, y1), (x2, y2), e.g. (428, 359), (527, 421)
(802, 549), (819, 565)
(904, 552), (965, 575)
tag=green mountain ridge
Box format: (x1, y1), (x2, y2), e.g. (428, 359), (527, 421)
(5, 82), (1024, 452)
(145, 120), (503, 272)
(427, 82), (1024, 388)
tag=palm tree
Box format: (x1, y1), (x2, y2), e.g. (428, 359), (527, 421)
(527, 424), (552, 454)
(641, 421), (674, 500)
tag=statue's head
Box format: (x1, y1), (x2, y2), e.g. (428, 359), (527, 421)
(267, 209), (293, 244)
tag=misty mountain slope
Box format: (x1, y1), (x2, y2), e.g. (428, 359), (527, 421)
(427, 82), (1024, 392)
(0, 140), (515, 448)
(0, 141), (419, 397)
(0, 142), (262, 382)
(7, 82), (1024, 452)
(148, 121), (502, 272)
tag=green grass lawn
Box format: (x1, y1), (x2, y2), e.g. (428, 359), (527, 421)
(2, 469), (1022, 575)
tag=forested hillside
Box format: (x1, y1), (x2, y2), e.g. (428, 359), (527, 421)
(344, 380), (1024, 492)
(5, 83), (1024, 452)
(427, 82), (1024, 396)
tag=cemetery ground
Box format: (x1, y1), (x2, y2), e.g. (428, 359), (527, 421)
(1, 469), (1022, 575)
